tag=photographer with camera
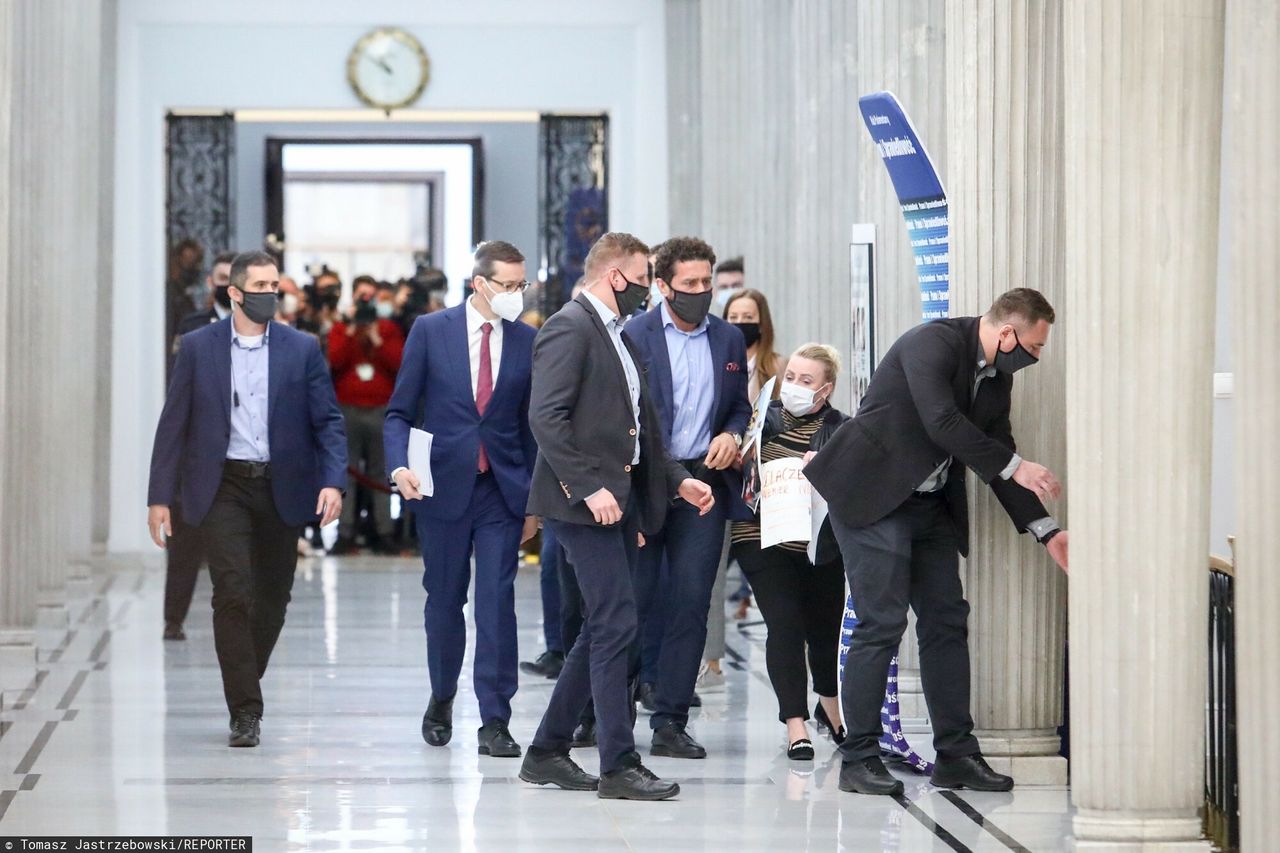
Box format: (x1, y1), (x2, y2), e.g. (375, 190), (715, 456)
(328, 277), (405, 555)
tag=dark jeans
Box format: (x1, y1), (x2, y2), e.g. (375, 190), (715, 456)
(731, 540), (844, 722)
(634, 497), (728, 729)
(532, 497), (641, 773)
(164, 504), (205, 626)
(539, 526), (564, 654)
(831, 493), (978, 762)
(199, 468), (302, 718)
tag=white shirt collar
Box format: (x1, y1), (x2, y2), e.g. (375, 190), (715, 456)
(582, 289), (620, 327)
(466, 295), (500, 334)
(214, 302), (231, 321)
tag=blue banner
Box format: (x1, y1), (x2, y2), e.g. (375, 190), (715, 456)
(858, 91), (949, 320)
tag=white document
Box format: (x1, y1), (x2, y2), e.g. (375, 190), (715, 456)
(759, 457), (813, 550)
(807, 491), (829, 564)
(408, 428), (435, 497)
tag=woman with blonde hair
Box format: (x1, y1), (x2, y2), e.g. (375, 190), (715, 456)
(729, 343), (850, 759)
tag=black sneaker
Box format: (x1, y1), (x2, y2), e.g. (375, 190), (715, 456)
(838, 756), (904, 796)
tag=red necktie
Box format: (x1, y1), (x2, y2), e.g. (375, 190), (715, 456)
(476, 322), (493, 473)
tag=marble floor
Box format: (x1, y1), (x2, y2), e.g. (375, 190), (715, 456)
(0, 552), (1074, 851)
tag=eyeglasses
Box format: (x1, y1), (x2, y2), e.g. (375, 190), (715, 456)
(484, 276), (531, 293)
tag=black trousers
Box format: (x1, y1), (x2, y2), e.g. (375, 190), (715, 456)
(199, 468), (302, 718)
(731, 540), (845, 722)
(532, 496), (641, 774)
(831, 492), (978, 762)
(163, 504), (205, 626)
(556, 543), (595, 725)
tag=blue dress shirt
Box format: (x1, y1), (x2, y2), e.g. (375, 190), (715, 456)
(660, 301), (714, 460)
(227, 323), (271, 462)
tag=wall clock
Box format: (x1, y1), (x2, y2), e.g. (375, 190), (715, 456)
(347, 27), (430, 112)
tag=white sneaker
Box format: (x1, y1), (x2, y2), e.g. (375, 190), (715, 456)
(695, 663), (726, 693)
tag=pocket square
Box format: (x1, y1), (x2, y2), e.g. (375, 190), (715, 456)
(725, 362), (742, 373)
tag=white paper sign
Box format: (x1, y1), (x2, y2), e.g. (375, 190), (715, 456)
(759, 457), (813, 549)
(408, 428), (435, 497)
(807, 490), (829, 564)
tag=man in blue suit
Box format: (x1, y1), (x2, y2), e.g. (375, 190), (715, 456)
(147, 251), (347, 748)
(385, 240), (539, 759)
(624, 237), (753, 759)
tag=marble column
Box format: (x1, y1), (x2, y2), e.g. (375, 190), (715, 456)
(665, 0), (701, 238)
(1064, 0), (1222, 847)
(945, 0), (1068, 784)
(93, 0), (118, 557)
(854, 0), (947, 727)
(1225, 0), (1279, 848)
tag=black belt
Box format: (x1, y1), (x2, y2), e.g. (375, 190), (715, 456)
(678, 457), (712, 482)
(225, 459), (271, 479)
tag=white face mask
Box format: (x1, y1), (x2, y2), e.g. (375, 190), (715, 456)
(375, 300), (394, 319)
(280, 293), (299, 316)
(483, 280), (524, 323)
(780, 381), (826, 416)
(714, 288), (734, 309)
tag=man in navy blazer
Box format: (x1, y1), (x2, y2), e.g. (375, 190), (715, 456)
(623, 237), (753, 759)
(147, 251), (347, 748)
(385, 240), (539, 759)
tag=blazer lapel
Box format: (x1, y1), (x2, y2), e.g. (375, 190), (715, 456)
(486, 319), (519, 418)
(267, 322), (282, 426)
(707, 319), (727, 428)
(644, 314), (675, 438)
(214, 319), (233, 424)
(446, 305), (479, 418)
(575, 294), (632, 408)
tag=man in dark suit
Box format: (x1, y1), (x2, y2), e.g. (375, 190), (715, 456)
(147, 251), (347, 748)
(518, 232), (715, 801)
(807, 288), (1069, 796)
(623, 236), (752, 758)
(162, 250), (236, 642)
(384, 240), (539, 758)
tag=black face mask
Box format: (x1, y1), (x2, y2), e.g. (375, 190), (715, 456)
(237, 290), (278, 325)
(732, 322), (761, 348)
(993, 329), (1038, 374)
(612, 271), (650, 318)
(213, 286), (232, 309)
(666, 288), (714, 326)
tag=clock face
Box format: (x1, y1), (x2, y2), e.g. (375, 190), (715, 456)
(347, 28), (430, 110)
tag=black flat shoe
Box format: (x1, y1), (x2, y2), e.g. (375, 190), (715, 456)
(228, 712), (261, 748)
(519, 750), (599, 791)
(839, 757), (904, 796)
(421, 695), (454, 747)
(650, 722), (707, 759)
(519, 650), (565, 679)
(477, 719), (522, 757)
(787, 738), (815, 761)
(571, 720), (597, 749)
(931, 754), (1014, 792)
(598, 763), (680, 800)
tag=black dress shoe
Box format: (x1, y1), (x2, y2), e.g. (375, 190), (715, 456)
(599, 762), (680, 800)
(519, 750), (599, 791)
(571, 720), (597, 749)
(519, 650), (565, 679)
(228, 712), (261, 748)
(813, 701), (846, 744)
(839, 757), (904, 796)
(328, 537), (359, 556)
(931, 754), (1014, 792)
(650, 722), (707, 759)
(689, 691), (702, 708)
(477, 719), (522, 758)
(638, 681), (658, 713)
(163, 622), (186, 641)
(421, 695), (454, 747)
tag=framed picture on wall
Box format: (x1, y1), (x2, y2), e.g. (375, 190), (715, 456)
(848, 223), (877, 414)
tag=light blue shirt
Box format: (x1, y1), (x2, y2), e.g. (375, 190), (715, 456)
(227, 322), (271, 462)
(582, 290), (641, 464)
(660, 301), (714, 460)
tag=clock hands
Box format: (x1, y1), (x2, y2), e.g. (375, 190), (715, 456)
(364, 53), (393, 75)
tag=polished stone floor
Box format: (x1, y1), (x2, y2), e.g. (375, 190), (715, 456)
(0, 552), (1073, 851)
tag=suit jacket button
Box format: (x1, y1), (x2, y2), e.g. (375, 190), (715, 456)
(628, 428), (637, 436)
(624, 464), (632, 473)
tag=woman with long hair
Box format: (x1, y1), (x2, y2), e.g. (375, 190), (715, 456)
(724, 288), (782, 403)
